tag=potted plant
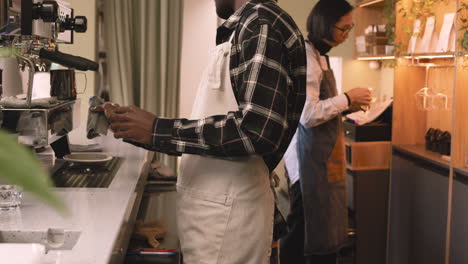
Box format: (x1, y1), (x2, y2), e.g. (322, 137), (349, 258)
(458, 2), (468, 50)
(0, 129), (64, 211)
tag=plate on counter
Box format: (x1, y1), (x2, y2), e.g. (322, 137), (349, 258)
(63, 153), (112, 164)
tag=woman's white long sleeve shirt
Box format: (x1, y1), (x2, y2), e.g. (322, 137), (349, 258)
(284, 42), (349, 185)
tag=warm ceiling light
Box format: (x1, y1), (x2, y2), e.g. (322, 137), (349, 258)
(358, 0), (384, 8)
(415, 54), (454, 59)
(357, 56), (395, 60)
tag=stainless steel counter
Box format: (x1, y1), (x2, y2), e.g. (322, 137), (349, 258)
(0, 133), (152, 264)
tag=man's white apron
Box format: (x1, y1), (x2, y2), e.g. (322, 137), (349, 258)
(177, 36), (274, 264)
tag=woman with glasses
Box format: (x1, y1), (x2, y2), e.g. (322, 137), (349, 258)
(280, 0), (372, 263)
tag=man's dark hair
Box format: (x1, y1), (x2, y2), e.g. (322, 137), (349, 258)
(306, 0), (353, 43)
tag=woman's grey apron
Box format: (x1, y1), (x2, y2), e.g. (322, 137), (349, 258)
(297, 49), (348, 255)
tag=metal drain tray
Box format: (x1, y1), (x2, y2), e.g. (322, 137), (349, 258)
(51, 157), (123, 188)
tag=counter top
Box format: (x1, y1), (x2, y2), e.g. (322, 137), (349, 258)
(454, 167), (468, 185)
(392, 144), (450, 171)
(0, 133), (150, 264)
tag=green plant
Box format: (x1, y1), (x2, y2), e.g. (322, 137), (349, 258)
(400, 0), (444, 40)
(396, 0), (445, 45)
(0, 129), (65, 212)
(384, 0), (399, 46)
(383, 0), (400, 66)
(407, 0), (444, 19)
(458, 2), (468, 50)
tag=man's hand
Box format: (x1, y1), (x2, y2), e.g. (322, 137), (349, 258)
(106, 106), (157, 145)
(90, 102), (120, 119)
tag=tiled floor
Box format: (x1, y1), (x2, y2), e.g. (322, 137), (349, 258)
(269, 244), (355, 264)
(338, 249), (355, 264)
(339, 257), (354, 264)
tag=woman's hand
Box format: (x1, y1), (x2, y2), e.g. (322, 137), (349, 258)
(346, 87), (372, 106)
(348, 102), (364, 113)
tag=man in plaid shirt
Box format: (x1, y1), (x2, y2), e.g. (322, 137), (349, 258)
(100, 0), (306, 262)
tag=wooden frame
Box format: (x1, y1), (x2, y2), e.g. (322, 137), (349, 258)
(346, 140), (392, 171)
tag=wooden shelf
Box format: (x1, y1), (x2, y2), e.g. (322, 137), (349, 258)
(357, 0), (385, 8)
(393, 144), (450, 168)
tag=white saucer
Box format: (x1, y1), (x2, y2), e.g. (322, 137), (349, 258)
(63, 153), (112, 164)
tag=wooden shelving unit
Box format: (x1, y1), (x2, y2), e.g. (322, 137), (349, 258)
(354, 0), (389, 58)
(385, 0), (468, 262)
(452, 56), (468, 170)
(390, 0), (467, 167)
(449, 0), (468, 173)
(391, 0), (458, 165)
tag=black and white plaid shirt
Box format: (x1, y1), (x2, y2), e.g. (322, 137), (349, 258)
(146, 0), (306, 172)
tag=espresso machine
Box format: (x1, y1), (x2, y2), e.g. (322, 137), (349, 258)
(0, 0), (98, 160)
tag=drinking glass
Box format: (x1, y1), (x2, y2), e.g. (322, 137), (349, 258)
(0, 185), (22, 210)
(361, 87), (377, 112)
(432, 92), (448, 110)
(415, 87), (434, 111)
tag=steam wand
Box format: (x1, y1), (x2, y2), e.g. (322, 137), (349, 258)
(12, 37), (36, 108)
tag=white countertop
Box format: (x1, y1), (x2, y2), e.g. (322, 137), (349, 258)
(0, 134), (149, 264)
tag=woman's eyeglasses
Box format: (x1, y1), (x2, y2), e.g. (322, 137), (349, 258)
(334, 24), (355, 34)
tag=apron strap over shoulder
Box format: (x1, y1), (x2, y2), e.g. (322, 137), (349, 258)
(208, 33), (235, 91)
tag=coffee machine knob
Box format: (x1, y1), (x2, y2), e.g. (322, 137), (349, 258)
(72, 16), (87, 33)
(32, 1), (59, 22)
(61, 16), (87, 33)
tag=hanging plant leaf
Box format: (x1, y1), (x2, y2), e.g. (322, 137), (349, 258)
(0, 47), (13, 58)
(0, 130), (65, 212)
(463, 31), (468, 50)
